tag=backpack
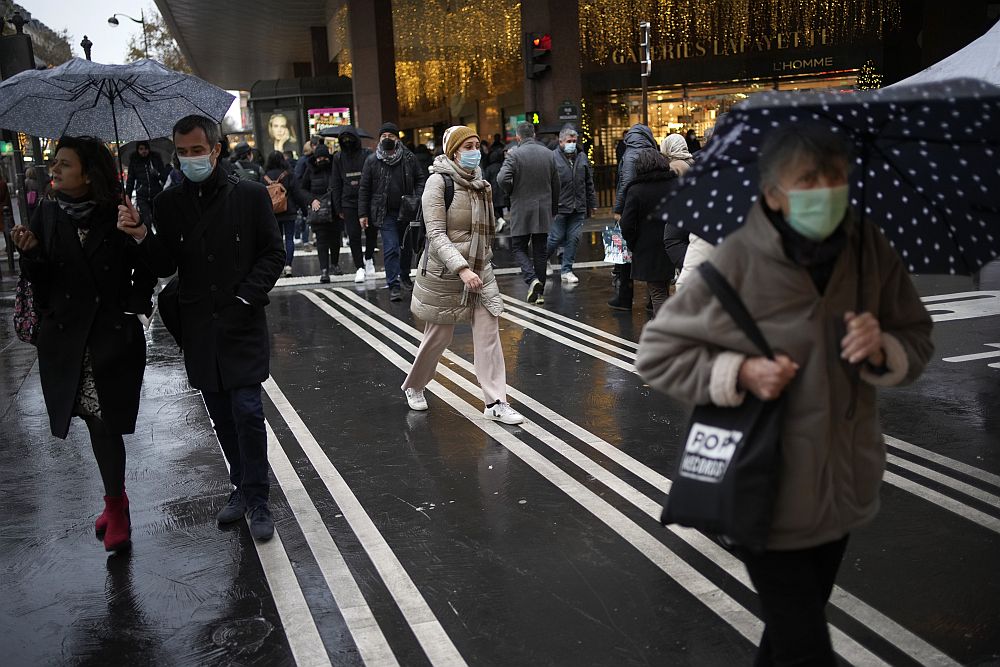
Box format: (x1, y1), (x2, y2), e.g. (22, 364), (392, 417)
(232, 161), (262, 183)
(263, 173), (288, 214)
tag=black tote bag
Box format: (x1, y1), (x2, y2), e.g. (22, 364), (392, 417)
(660, 262), (786, 553)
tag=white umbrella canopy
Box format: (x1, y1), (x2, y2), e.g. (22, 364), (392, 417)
(888, 20), (1000, 88)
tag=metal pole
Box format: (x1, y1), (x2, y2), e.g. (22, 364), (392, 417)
(640, 21), (651, 127)
(141, 9), (150, 59)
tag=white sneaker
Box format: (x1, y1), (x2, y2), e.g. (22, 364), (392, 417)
(484, 402), (524, 425)
(404, 388), (428, 411)
(282, 264), (293, 277)
(354, 267), (366, 283)
(562, 271), (579, 284)
(364, 258), (376, 277)
(496, 217), (506, 233)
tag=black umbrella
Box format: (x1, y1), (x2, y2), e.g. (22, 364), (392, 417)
(319, 125), (373, 139)
(656, 78), (1000, 275)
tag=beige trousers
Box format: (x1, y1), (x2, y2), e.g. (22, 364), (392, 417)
(402, 305), (507, 405)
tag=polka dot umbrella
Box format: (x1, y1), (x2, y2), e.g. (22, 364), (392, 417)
(655, 78), (1000, 275)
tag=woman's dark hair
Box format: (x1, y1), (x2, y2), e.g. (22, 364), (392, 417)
(54, 136), (121, 207)
(759, 124), (853, 190)
(266, 151), (289, 172)
(634, 147), (671, 175)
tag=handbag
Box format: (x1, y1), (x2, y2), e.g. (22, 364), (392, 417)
(602, 225), (632, 264)
(398, 194), (422, 227)
(659, 262), (786, 553)
(307, 194), (332, 225)
(13, 274), (38, 344)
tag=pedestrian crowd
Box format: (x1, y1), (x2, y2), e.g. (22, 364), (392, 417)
(10, 103), (934, 666)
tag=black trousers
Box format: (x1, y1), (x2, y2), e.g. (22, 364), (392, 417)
(313, 220), (344, 273)
(740, 536), (850, 666)
(342, 207), (378, 269)
(511, 233), (548, 286)
(84, 417), (125, 497)
(202, 384), (270, 507)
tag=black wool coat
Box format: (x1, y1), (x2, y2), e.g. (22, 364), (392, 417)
(22, 201), (156, 438)
(144, 167), (285, 392)
(619, 170), (679, 283)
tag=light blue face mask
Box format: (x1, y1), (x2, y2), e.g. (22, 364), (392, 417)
(458, 149), (481, 170)
(563, 142), (577, 153)
(178, 154), (215, 183)
(781, 184), (849, 241)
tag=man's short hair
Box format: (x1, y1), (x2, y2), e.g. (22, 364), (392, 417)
(558, 124), (578, 141)
(516, 121), (535, 140)
(758, 124), (853, 189)
(172, 114), (220, 147)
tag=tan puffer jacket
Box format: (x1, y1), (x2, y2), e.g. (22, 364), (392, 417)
(411, 167), (503, 325)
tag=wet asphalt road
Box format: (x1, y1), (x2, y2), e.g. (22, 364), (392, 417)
(1, 229), (998, 666)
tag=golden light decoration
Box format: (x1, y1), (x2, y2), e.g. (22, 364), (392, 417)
(337, 0), (523, 116)
(579, 0), (902, 66)
(856, 58), (883, 90)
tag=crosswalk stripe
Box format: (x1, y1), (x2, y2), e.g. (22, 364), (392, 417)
(500, 294), (641, 350)
(326, 288), (958, 667)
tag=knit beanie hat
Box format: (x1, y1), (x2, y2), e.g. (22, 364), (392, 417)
(443, 125), (479, 158)
(379, 122), (400, 137)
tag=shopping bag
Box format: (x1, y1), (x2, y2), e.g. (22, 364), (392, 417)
(659, 262), (785, 553)
(602, 225), (631, 264)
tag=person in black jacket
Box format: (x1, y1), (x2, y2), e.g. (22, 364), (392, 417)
(265, 151), (302, 277)
(618, 148), (678, 315)
(117, 115), (285, 542)
(358, 122), (427, 301)
(12, 136), (156, 553)
(299, 144), (340, 281)
(124, 141), (167, 230)
(231, 141), (263, 183)
(610, 123), (659, 311)
(330, 129), (375, 283)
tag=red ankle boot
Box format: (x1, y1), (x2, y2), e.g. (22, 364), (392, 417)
(101, 495), (131, 552)
(95, 488), (128, 539)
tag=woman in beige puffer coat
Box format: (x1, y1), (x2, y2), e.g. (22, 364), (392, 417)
(402, 125), (524, 425)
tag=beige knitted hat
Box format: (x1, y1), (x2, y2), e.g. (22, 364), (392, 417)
(443, 125), (479, 158)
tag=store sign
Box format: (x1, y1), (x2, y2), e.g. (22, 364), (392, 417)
(610, 29), (834, 65)
(558, 101), (579, 121)
(772, 56), (835, 72)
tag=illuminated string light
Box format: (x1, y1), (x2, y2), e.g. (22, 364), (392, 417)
(856, 58), (883, 90)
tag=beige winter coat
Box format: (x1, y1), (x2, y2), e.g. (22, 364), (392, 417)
(636, 202), (934, 550)
(411, 165), (503, 325)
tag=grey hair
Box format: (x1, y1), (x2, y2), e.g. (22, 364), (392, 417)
(516, 121), (536, 140)
(558, 124), (578, 140)
(172, 114), (221, 147)
(758, 124), (852, 190)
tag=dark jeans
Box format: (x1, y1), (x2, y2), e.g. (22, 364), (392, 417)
(645, 280), (668, 314)
(511, 233), (549, 286)
(343, 207), (378, 269)
(279, 218), (295, 266)
(546, 212), (585, 273)
(84, 417), (125, 497)
(202, 384), (270, 508)
(740, 536), (850, 666)
(380, 214), (414, 287)
(314, 220), (344, 273)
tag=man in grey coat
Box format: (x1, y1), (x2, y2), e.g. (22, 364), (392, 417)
(498, 121), (560, 304)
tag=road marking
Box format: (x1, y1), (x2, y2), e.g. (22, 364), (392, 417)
(265, 421), (399, 666)
(328, 288), (959, 667)
(262, 377), (468, 667)
(500, 299), (637, 360)
(942, 343), (1000, 369)
(921, 291), (1000, 322)
(884, 435), (1000, 490)
(493, 293), (1000, 534)
(500, 294), (641, 350)
(201, 399), (330, 667)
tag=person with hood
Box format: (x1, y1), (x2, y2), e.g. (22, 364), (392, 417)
(231, 142), (263, 183)
(618, 149), (678, 314)
(684, 129), (702, 153)
(403, 125), (524, 426)
(265, 151), (302, 277)
(300, 144), (340, 282)
(331, 129), (376, 283)
(358, 122), (427, 301)
(548, 124), (597, 284)
(497, 121), (560, 304)
(125, 141), (168, 228)
(610, 123), (658, 310)
(12, 136), (156, 553)
(636, 124), (933, 665)
(660, 134), (696, 177)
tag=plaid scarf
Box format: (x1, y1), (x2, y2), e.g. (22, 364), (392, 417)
(55, 193), (98, 229)
(376, 139), (404, 166)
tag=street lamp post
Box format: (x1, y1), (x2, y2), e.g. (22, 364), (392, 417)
(107, 9), (149, 59)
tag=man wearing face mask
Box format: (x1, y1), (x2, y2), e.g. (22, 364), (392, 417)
(358, 122), (427, 301)
(116, 114), (285, 543)
(330, 129), (375, 283)
(636, 124), (932, 666)
(548, 125), (597, 284)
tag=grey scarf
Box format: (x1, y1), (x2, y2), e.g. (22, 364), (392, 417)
(376, 139), (404, 166)
(56, 194), (98, 228)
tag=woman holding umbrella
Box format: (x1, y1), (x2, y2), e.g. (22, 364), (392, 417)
(11, 136), (156, 553)
(636, 124), (934, 664)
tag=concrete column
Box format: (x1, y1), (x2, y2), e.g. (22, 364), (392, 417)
(348, 0), (399, 133)
(521, 0), (582, 128)
(310, 27), (335, 76)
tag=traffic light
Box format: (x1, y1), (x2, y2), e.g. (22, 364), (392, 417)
(524, 32), (552, 79)
(526, 111), (541, 125)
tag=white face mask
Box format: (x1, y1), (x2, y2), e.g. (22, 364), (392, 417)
(563, 142), (577, 154)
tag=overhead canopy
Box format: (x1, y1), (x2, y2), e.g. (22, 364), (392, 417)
(889, 20), (1000, 87)
(153, 0), (334, 89)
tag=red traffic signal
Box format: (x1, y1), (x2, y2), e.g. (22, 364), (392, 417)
(524, 32), (552, 80)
